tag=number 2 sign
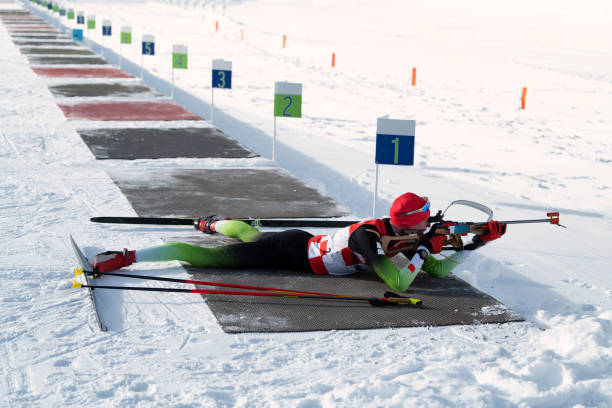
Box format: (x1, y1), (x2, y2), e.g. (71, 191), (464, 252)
(274, 81), (302, 118)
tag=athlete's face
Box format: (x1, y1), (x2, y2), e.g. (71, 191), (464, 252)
(391, 219), (430, 235)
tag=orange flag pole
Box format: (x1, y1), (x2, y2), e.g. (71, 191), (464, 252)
(521, 87), (527, 109)
(283, 34), (286, 48)
(411, 67), (417, 86)
(332, 52), (335, 68)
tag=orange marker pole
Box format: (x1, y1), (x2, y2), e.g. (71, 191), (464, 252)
(283, 34), (286, 48)
(332, 52), (335, 68)
(411, 67), (417, 86)
(241, 29), (244, 40)
(216, 21), (219, 32)
(521, 87), (527, 110)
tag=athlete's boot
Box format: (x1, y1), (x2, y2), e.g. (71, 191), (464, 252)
(93, 249), (136, 273)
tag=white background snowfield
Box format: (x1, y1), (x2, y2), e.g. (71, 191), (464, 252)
(1, 0), (610, 406)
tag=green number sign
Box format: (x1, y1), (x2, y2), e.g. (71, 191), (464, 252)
(121, 32), (131, 44)
(274, 94), (302, 117)
(172, 45), (188, 69)
(273, 82), (302, 118)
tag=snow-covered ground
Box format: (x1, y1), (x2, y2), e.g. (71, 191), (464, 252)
(1, 0), (611, 406)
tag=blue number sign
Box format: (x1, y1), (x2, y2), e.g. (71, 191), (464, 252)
(212, 59), (232, 89)
(142, 35), (155, 55)
(77, 13), (84, 25)
(102, 21), (112, 36)
(72, 29), (83, 42)
(375, 118), (416, 166)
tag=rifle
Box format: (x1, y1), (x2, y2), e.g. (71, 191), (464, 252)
(381, 200), (563, 253)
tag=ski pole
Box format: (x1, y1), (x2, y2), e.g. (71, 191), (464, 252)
(71, 281), (422, 307)
(76, 269), (355, 298)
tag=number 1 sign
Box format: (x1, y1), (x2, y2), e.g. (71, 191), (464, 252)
(272, 81), (302, 161)
(373, 117), (416, 217)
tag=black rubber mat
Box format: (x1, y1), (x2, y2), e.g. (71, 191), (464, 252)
(106, 168), (349, 218)
(13, 40), (77, 46)
(50, 83), (162, 98)
(178, 249), (524, 333)
(78, 127), (258, 159)
(20, 47), (95, 55)
(8, 30), (60, 35)
(27, 56), (108, 65)
(10, 34), (69, 39)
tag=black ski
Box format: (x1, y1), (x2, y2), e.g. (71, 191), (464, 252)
(90, 216), (359, 228)
(69, 235), (108, 332)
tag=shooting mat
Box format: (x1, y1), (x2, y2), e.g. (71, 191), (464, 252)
(77, 127), (258, 159)
(172, 235), (524, 333)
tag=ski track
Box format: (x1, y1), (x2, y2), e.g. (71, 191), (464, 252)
(1, 0), (611, 407)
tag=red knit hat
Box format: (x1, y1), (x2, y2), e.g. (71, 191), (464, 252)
(389, 193), (430, 227)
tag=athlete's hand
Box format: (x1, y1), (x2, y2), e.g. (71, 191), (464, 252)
(421, 230), (445, 254)
(480, 220), (507, 242)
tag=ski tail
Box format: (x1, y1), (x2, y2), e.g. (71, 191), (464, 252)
(69, 235), (108, 332)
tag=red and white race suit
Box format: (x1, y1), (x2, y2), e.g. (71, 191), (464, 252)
(307, 219), (412, 275)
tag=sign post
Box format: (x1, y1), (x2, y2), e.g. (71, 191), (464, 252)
(119, 26), (132, 68)
(273, 81), (302, 161)
(211, 59), (232, 125)
(373, 116), (416, 217)
(171, 45), (188, 98)
(141, 34), (155, 79)
(101, 20), (111, 58)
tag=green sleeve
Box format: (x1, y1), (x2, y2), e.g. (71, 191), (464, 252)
(372, 256), (420, 293)
(421, 251), (469, 278)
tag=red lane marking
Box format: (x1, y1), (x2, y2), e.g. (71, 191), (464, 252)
(31, 67), (134, 78)
(58, 102), (203, 121)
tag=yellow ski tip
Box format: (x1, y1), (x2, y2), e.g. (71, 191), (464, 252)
(74, 268), (84, 276)
(71, 281), (83, 289)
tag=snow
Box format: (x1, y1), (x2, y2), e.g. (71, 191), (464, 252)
(1, 0), (611, 406)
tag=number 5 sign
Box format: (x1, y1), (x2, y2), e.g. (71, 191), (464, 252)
(372, 116), (416, 217)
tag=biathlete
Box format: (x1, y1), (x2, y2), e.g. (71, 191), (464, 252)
(92, 193), (506, 292)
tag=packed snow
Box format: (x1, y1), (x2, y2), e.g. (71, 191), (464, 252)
(1, 0), (611, 406)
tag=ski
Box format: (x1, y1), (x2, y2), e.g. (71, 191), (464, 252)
(69, 235), (108, 332)
(90, 216), (360, 228)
